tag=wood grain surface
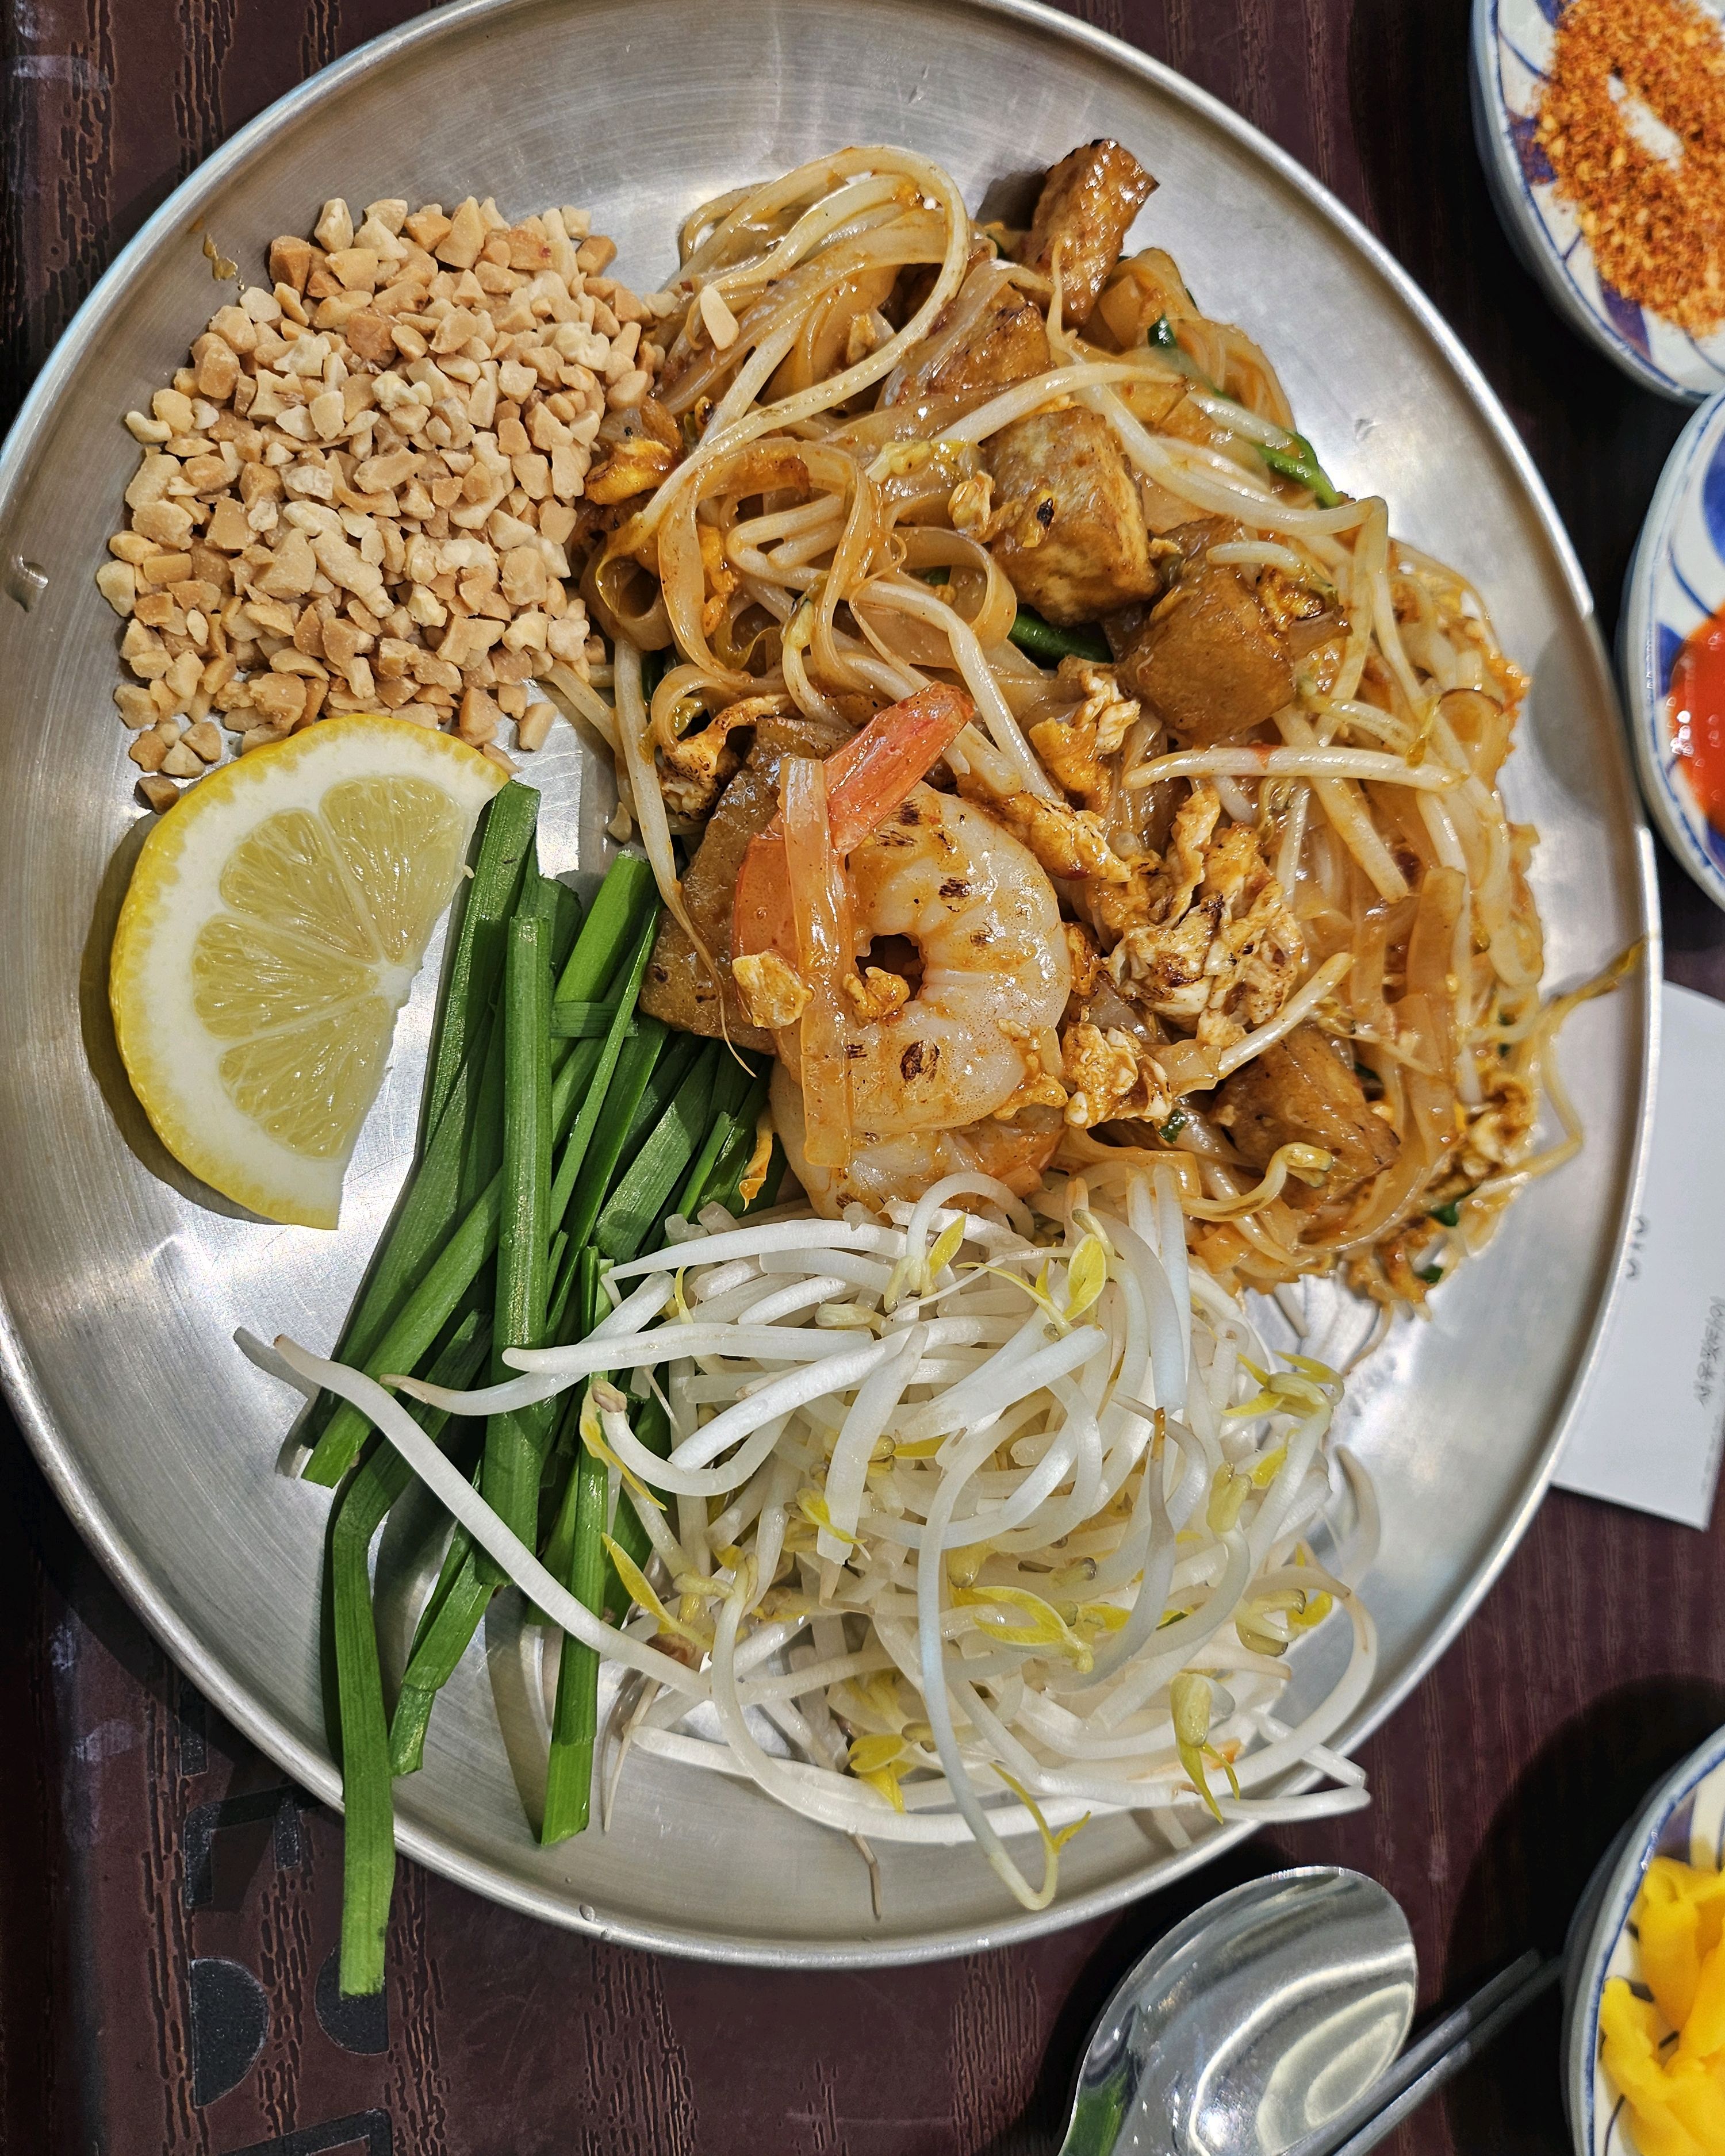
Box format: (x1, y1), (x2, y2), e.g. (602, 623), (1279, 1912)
(6, 1), (1725, 2150)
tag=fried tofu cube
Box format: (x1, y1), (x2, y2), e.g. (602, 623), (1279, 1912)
(883, 262), (1050, 405)
(1014, 140), (1157, 327)
(985, 408), (1159, 625)
(1213, 1025), (1399, 1187)
(1115, 521), (1293, 742)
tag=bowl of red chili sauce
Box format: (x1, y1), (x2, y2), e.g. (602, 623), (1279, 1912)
(1621, 391), (1725, 907)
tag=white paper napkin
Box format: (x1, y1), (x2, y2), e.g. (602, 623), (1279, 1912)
(1555, 980), (1725, 1530)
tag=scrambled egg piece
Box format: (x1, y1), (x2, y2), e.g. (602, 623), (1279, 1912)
(1453, 1068), (1536, 1186)
(1600, 1855), (1725, 2156)
(983, 791), (1132, 883)
(731, 949), (810, 1030)
(697, 520), (739, 641)
(655, 690), (788, 820)
(1027, 659), (1140, 812)
(1063, 919), (1105, 1003)
(585, 435), (677, 505)
(1059, 1022), (1172, 1129)
(1098, 781), (1303, 1052)
(989, 1020), (1070, 1118)
(842, 966), (911, 1022)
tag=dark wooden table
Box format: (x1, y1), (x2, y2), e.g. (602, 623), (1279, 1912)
(5, 1), (1725, 2149)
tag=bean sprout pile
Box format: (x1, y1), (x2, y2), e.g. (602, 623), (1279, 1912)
(282, 1164), (1377, 1911)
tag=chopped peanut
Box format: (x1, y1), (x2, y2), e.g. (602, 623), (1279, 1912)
(102, 187), (664, 801)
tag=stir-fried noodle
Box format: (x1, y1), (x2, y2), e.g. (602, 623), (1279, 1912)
(558, 144), (1625, 1308)
(289, 146), (1632, 1911)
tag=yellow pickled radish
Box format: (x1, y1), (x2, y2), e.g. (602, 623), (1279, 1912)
(109, 715), (506, 1229)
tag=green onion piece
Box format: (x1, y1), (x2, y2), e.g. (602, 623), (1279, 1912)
(1008, 605), (1111, 667)
(301, 788), (537, 1456)
(1416, 1264), (1443, 1286)
(302, 1177), (507, 1487)
(1159, 1110), (1189, 1142)
(305, 970), (615, 1487)
(1149, 313), (1178, 352)
(448, 844), (557, 1218)
(388, 1549), (493, 1777)
(553, 853), (658, 1008)
(1429, 1200), (1461, 1228)
(542, 1249), (608, 1843)
(547, 911), (662, 1233)
(674, 1103), (746, 1225)
(548, 878), (584, 975)
(596, 1040), (723, 1261)
(447, 1000), (508, 1215)
(921, 565), (951, 586)
(673, 1054), (764, 1220)
(561, 1015), (670, 1253)
(402, 1495), (477, 1675)
(328, 1311), (486, 1991)
(549, 1000), (634, 1039)
(616, 1027), (705, 1165)
(1259, 432), (1340, 509)
(478, 912), (555, 1577)
(424, 782), (540, 1138)
(699, 1073), (774, 1218)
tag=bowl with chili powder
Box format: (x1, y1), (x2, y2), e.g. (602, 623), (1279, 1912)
(1621, 390), (1725, 906)
(1471, 0), (1725, 401)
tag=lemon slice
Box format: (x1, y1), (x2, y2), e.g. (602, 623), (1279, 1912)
(110, 716), (507, 1228)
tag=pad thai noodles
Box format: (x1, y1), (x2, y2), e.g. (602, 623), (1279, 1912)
(271, 143), (1628, 1933)
(543, 140), (1623, 1310)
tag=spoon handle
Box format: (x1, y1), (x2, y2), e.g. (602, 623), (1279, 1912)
(1301, 1951), (1561, 2156)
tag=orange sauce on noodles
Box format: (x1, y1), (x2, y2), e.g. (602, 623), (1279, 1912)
(1670, 606), (1725, 833)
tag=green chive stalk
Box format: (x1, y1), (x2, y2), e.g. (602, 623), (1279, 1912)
(327, 1313), (486, 1993)
(300, 787), (538, 1463)
(542, 1249), (608, 1842)
(477, 911), (555, 1579)
(1007, 605), (1111, 667)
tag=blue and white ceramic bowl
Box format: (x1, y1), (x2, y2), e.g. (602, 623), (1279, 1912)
(1620, 392), (1725, 911)
(1470, 0), (1725, 403)
(1564, 1726), (1725, 2155)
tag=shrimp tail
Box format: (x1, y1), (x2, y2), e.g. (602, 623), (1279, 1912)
(825, 682), (975, 850)
(734, 683), (975, 965)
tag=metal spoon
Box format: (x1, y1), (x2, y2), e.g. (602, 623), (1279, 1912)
(1057, 1867), (1419, 2156)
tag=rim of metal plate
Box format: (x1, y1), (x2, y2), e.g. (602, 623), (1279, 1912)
(0, 0), (1661, 1966)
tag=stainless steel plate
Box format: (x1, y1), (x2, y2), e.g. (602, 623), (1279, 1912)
(0, 0), (1658, 1966)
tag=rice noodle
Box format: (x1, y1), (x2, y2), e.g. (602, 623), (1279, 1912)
(574, 143), (1619, 1321)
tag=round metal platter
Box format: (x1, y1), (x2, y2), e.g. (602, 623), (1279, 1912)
(0, 0), (1658, 1966)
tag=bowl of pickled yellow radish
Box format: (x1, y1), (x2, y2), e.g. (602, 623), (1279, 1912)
(1566, 1726), (1725, 2156)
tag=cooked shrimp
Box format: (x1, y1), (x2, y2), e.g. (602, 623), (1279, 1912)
(760, 782), (1071, 1213)
(773, 1065), (1063, 1211)
(842, 785), (1070, 1131)
(730, 685), (1071, 1206)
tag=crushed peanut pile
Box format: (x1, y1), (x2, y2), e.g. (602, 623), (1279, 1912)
(1536, 0), (1725, 338)
(97, 192), (668, 810)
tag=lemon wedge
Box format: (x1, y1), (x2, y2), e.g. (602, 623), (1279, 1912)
(110, 716), (507, 1228)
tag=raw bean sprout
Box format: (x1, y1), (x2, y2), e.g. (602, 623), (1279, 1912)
(296, 1177), (1375, 1910)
